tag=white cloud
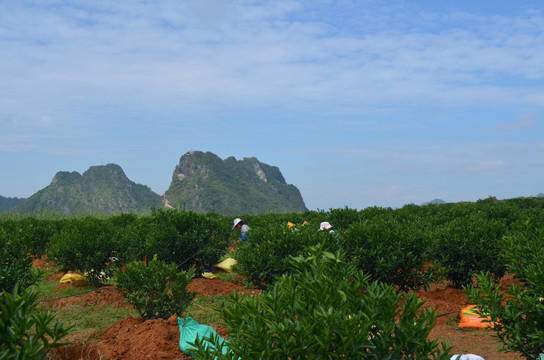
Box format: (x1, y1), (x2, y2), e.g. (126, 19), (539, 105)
(462, 160), (507, 173)
(2, 0), (544, 120)
(486, 113), (538, 133)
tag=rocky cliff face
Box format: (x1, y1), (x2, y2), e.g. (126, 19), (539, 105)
(10, 164), (162, 214)
(3, 152), (308, 216)
(165, 151), (307, 215)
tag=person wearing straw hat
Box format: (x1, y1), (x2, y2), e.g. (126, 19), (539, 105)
(232, 218), (250, 242)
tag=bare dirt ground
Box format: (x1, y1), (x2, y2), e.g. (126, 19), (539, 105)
(33, 257), (522, 360)
(420, 275), (522, 360)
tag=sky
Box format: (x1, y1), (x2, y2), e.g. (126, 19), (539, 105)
(1, 0), (543, 211)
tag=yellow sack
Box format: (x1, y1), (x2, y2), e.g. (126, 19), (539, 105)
(215, 258), (237, 273)
(202, 272), (216, 279)
(59, 273), (85, 284)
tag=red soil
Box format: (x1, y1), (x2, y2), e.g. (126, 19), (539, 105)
(46, 275), (250, 360)
(33, 256), (58, 269)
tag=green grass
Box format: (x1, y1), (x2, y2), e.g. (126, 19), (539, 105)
(35, 280), (90, 299)
(187, 295), (231, 325)
(32, 266), (244, 342)
(446, 314), (461, 326)
(214, 272), (238, 283)
(34, 271), (138, 338)
(50, 300), (137, 333)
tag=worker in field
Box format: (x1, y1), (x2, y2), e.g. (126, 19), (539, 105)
(318, 221), (338, 237)
(232, 218), (250, 242)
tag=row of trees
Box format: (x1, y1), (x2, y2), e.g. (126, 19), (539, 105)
(3, 196), (543, 293)
(1, 196), (544, 358)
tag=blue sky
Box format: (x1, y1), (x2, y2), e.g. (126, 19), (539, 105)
(1, 0), (543, 211)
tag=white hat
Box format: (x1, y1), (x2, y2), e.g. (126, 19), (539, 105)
(232, 218), (243, 230)
(319, 221), (333, 231)
(450, 355), (484, 360)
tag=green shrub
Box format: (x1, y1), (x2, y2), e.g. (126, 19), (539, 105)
(233, 222), (327, 289)
(0, 217), (59, 258)
(106, 212), (139, 228)
(340, 218), (438, 292)
(324, 206), (364, 230)
(465, 221), (544, 359)
(103, 213), (144, 265)
(190, 244), (452, 359)
(434, 214), (508, 288)
(47, 217), (119, 287)
(0, 284), (72, 360)
(116, 256), (196, 319)
(0, 228), (40, 293)
(137, 209), (229, 271)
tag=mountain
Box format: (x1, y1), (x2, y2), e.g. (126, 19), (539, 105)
(9, 164), (162, 214)
(421, 198), (446, 205)
(164, 151), (308, 215)
(537, 193), (544, 198)
(0, 196), (25, 212)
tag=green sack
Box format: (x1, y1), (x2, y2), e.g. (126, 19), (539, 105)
(178, 316), (228, 357)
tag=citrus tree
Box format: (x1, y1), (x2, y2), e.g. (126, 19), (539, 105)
(116, 256), (196, 320)
(191, 244), (452, 359)
(466, 220), (544, 359)
(47, 216), (119, 287)
(0, 227), (40, 293)
(0, 284), (72, 360)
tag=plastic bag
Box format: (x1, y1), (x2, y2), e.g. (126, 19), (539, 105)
(178, 316), (228, 357)
(215, 258), (237, 273)
(458, 305), (496, 329)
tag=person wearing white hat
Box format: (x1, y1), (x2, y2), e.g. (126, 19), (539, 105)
(319, 221), (334, 231)
(318, 221), (338, 238)
(232, 218), (250, 242)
